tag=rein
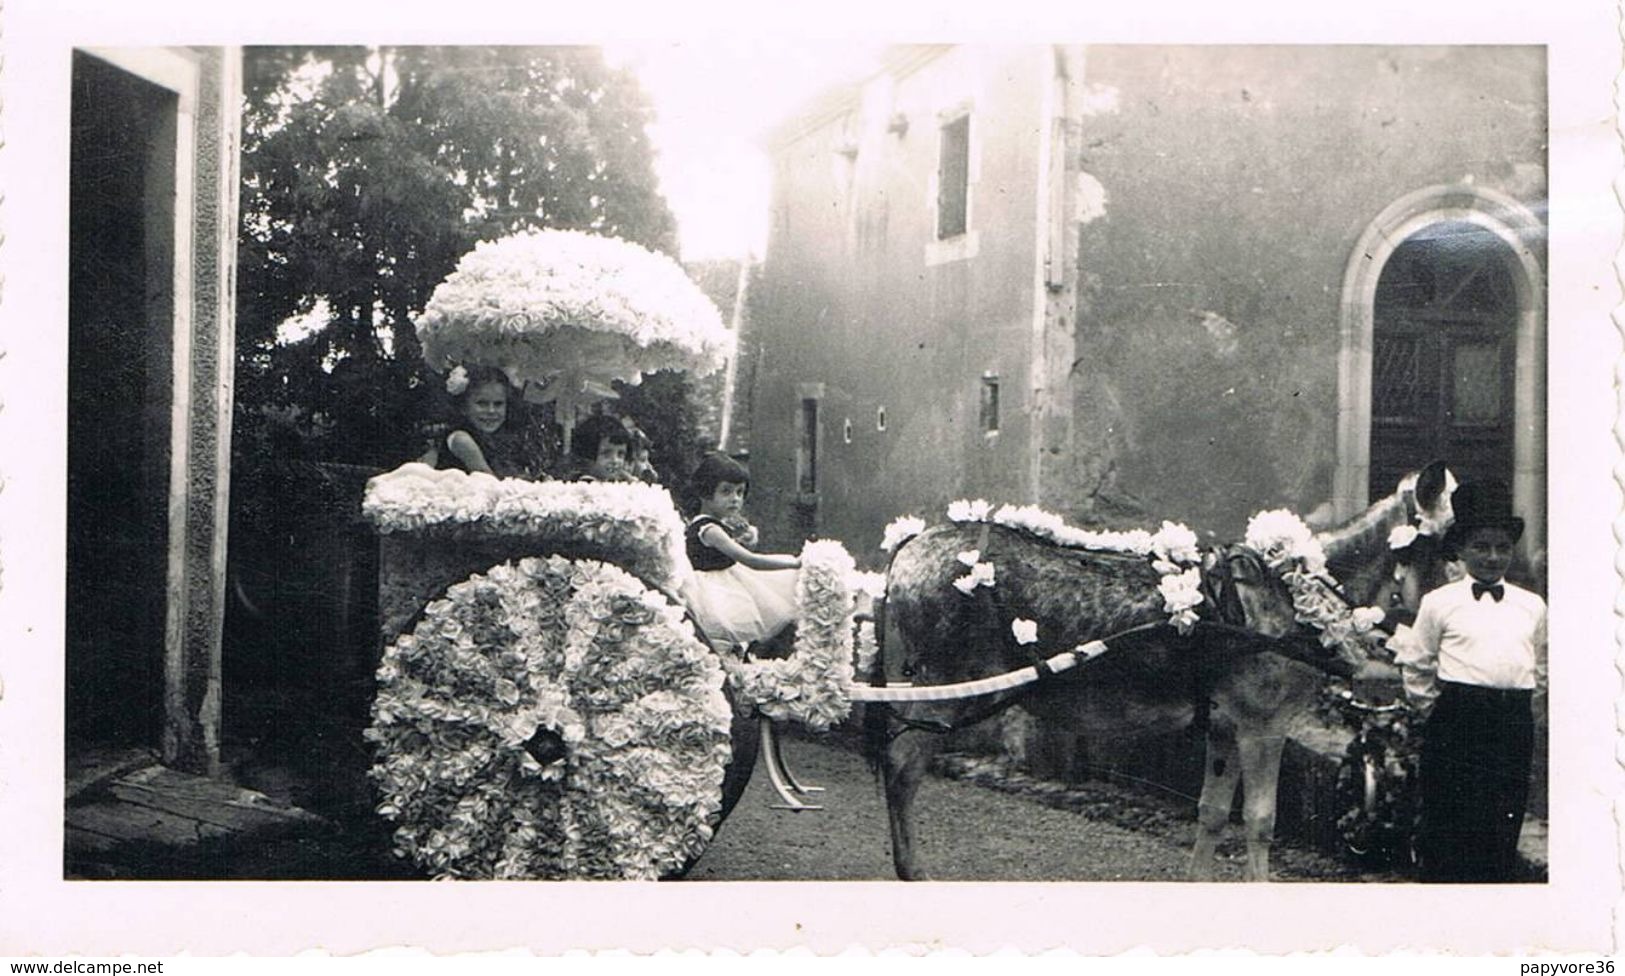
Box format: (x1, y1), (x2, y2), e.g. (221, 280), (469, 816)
(868, 528), (1368, 742)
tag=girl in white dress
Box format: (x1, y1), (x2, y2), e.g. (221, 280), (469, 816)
(680, 453), (800, 654)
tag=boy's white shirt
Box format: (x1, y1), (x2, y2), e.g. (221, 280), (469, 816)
(1389, 575), (1549, 715)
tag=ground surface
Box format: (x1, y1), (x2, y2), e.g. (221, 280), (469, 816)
(689, 735), (1392, 882)
(72, 724), (1536, 883)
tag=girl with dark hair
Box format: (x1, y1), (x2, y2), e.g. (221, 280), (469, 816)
(680, 453), (800, 653)
(433, 365), (528, 478)
(569, 413), (636, 482)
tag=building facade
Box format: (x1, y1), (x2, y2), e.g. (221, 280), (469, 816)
(68, 47), (243, 775)
(748, 45), (1546, 566)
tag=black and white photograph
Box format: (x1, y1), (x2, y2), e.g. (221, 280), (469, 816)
(1, 0), (1619, 959)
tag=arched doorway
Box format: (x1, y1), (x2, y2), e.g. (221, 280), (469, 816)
(1367, 221), (1519, 497)
(1334, 184), (1545, 559)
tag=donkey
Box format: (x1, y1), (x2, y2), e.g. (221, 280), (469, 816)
(868, 469), (1453, 882)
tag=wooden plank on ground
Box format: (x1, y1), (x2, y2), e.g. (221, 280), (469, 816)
(109, 766), (324, 833)
(65, 824), (121, 854)
(67, 800), (230, 848)
(66, 747), (160, 799)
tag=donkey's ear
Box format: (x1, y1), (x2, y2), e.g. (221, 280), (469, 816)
(1414, 461), (1449, 510)
(1413, 461), (1456, 535)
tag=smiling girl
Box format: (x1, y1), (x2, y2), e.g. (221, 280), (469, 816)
(437, 365), (524, 477)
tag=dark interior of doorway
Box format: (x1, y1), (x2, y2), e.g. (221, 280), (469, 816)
(67, 52), (179, 750)
(1368, 220), (1519, 500)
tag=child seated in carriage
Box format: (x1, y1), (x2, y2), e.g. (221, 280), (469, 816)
(421, 365), (539, 479)
(569, 414), (639, 483)
(680, 452), (800, 654)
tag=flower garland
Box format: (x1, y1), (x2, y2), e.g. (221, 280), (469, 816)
(935, 499), (1205, 632)
(362, 464), (690, 591)
(880, 515), (927, 553)
(367, 555), (732, 880)
(722, 540), (861, 731)
(1245, 509), (1387, 661)
(848, 571), (886, 678)
(892, 499), (1389, 654)
(415, 230), (734, 393)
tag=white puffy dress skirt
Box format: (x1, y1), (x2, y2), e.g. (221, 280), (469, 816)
(681, 564), (799, 650)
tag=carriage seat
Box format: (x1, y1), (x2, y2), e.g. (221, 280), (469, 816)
(363, 463), (696, 644)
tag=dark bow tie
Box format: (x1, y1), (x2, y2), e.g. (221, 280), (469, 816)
(1472, 581), (1505, 603)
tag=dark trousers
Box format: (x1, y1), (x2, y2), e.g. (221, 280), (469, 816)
(1417, 681), (1535, 883)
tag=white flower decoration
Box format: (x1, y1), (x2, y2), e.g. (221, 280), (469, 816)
(1158, 566), (1205, 614)
(1244, 508), (1328, 574)
(416, 230), (734, 391)
(1150, 520), (1202, 567)
(952, 561), (997, 595)
(989, 503), (1155, 556)
(1351, 606), (1387, 633)
(848, 571), (887, 600)
(445, 364), (470, 395)
(1387, 524), (1419, 550)
(880, 515), (927, 553)
(946, 498), (993, 523)
(362, 464), (691, 591)
(956, 549), (981, 567)
(1011, 618), (1039, 645)
(1156, 566), (1206, 635)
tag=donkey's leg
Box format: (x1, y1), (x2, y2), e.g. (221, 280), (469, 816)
(1190, 726), (1241, 881)
(1236, 733), (1287, 882)
(881, 722), (948, 881)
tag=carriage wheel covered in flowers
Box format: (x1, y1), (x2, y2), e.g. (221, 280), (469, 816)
(366, 554), (733, 880)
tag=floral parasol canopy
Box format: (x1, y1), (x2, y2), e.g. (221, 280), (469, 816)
(415, 230), (734, 423)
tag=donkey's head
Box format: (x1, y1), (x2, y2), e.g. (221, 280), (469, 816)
(1204, 545), (1301, 640)
(1319, 461), (1456, 611)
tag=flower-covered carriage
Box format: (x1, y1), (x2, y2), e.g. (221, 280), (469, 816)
(363, 466), (870, 879)
(361, 231), (869, 879)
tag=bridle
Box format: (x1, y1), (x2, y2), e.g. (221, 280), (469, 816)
(1198, 545), (1262, 632)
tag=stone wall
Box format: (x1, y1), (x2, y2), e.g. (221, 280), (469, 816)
(1066, 45), (1545, 536)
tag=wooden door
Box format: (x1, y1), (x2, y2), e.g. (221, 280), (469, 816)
(1368, 221), (1518, 498)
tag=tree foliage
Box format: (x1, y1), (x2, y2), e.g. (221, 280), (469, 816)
(236, 46), (679, 468)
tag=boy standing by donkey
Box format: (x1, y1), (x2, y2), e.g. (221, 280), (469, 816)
(1392, 479), (1547, 882)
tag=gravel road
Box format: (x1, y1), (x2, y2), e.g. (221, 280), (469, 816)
(687, 734), (1394, 882)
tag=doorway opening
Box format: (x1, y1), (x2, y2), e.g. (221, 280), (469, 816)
(66, 52), (180, 750)
(1367, 221), (1520, 498)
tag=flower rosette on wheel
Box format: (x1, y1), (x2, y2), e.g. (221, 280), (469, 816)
(366, 554), (732, 880)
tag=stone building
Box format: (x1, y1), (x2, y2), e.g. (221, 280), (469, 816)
(748, 45), (1546, 565)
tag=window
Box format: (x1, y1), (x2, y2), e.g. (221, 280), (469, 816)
(876, 406), (888, 432)
(797, 397), (820, 495)
(979, 374), (1000, 435)
(842, 417), (853, 445)
(936, 114), (970, 240)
